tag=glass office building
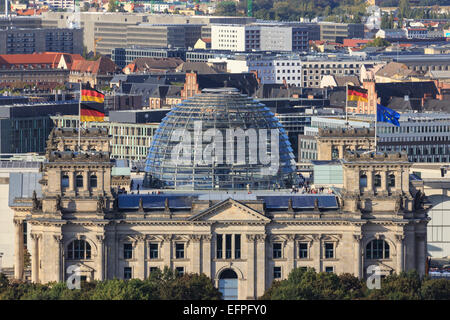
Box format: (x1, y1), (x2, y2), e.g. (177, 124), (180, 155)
(145, 88), (298, 190)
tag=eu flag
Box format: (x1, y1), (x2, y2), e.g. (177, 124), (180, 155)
(377, 104), (400, 126)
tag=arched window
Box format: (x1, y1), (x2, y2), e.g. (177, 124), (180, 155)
(374, 174), (381, 187)
(90, 175), (97, 188)
(67, 239), (91, 260)
(61, 174), (69, 188)
(366, 239), (390, 259)
(76, 174), (83, 188)
(360, 174), (367, 188)
(388, 174), (395, 187)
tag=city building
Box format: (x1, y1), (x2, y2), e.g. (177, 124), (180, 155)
(112, 47), (187, 69)
(9, 90), (430, 300)
(298, 114), (450, 164)
(0, 27), (83, 55)
(51, 110), (167, 161)
(41, 12), (255, 55)
(211, 24), (309, 52)
(318, 22), (364, 43)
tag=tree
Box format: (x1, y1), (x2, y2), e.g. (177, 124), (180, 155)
(108, 0), (118, 12)
(398, 0), (411, 19)
(365, 271), (422, 300)
(364, 37), (391, 48)
(215, 1), (237, 16)
(420, 278), (450, 300)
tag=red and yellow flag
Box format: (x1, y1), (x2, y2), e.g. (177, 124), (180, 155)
(81, 88), (105, 103)
(347, 85), (368, 102)
(81, 105), (105, 122)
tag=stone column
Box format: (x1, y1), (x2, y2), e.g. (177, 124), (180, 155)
(416, 234), (426, 276)
(30, 233), (39, 283)
(338, 144), (345, 159)
(82, 171), (89, 192)
(54, 235), (63, 282)
(395, 172), (401, 193)
(286, 235), (295, 277)
(367, 170), (373, 194)
(162, 235), (172, 269)
(246, 234), (256, 299)
(396, 234), (404, 274)
(231, 234), (235, 259)
(401, 167), (409, 192)
(96, 235), (105, 281)
(98, 168), (104, 195)
(136, 236), (146, 280)
(190, 235), (201, 274)
(313, 235), (321, 272)
(353, 234), (362, 279)
(68, 170), (75, 192)
(255, 234), (266, 298)
(202, 235), (212, 278)
(380, 170), (387, 193)
(14, 219), (24, 280)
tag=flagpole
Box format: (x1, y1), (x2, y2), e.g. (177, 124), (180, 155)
(374, 107), (377, 153)
(78, 82), (81, 151)
(345, 83), (348, 127)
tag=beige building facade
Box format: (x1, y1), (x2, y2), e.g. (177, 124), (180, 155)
(9, 128), (430, 299)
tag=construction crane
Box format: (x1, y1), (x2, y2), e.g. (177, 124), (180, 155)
(94, 37), (103, 57)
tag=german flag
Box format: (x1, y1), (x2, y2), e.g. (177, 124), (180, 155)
(81, 104), (105, 122)
(347, 85), (368, 102)
(81, 86), (105, 103)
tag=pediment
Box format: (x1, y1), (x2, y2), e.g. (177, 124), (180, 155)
(188, 198), (270, 222)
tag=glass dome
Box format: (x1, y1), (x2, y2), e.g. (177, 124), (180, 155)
(144, 88), (298, 190)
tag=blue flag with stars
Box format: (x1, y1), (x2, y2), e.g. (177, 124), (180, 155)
(377, 104), (400, 126)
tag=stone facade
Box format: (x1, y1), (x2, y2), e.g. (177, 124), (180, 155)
(10, 128), (430, 299)
(316, 128), (376, 161)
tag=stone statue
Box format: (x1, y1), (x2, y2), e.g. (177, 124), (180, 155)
(288, 198), (294, 212)
(55, 194), (62, 212)
(414, 190), (424, 210)
(32, 190), (40, 210)
(394, 194), (401, 213)
(314, 198), (319, 211)
(138, 197), (144, 212)
(97, 196), (105, 213)
(113, 197), (119, 211)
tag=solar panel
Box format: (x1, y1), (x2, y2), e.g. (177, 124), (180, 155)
(118, 194), (198, 209)
(257, 195), (338, 209)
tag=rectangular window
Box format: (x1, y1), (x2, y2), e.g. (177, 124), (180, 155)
(149, 267), (159, 274)
(235, 234), (241, 259)
(175, 267), (184, 276)
(325, 266), (334, 273)
(149, 243), (158, 259)
(124, 267), (132, 279)
(225, 234), (232, 259)
(123, 243), (133, 260)
(298, 242), (308, 259)
(273, 243), (282, 259)
(216, 234), (223, 259)
(325, 242), (334, 259)
(175, 243), (184, 259)
(273, 266), (282, 279)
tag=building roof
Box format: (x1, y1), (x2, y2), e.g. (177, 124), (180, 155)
(71, 56), (117, 74)
(0, 52), (82, 69)
(123, 57), (183, 74)
(375, 61), (418, 79)
(175, 61), (219, 74)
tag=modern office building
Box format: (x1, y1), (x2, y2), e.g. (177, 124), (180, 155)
(211, 24), (309, 52)
(41, 12), (255, 55)
(112, 47), (187, 69)
(51, 111), (167, 161)
(298, 114), (450, 164)
(318, 22), (364, 43)
(0, 27), (83, 54)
